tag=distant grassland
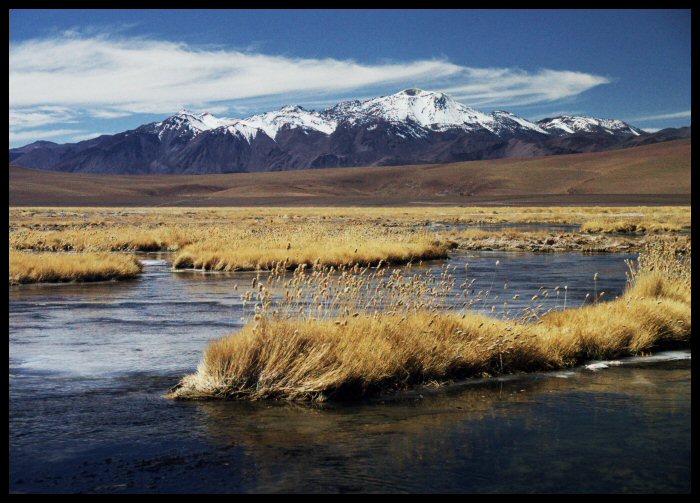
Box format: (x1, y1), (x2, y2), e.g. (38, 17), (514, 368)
(10, 205), (692, 227)
(10, 206), (691, 282)
(580, 218), (684, 234)
(8, 206), (690, 282)
(9, 138), (690, 207)
(9, 251), (142, 285)
(10, 206), (691, 251)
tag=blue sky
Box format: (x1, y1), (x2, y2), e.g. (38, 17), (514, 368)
(9, 9), (691, 147)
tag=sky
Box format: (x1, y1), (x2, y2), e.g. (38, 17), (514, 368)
(9, 9), (692, 148)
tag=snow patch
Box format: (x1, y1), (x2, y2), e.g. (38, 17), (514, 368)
(151, 90), (643, 145)
(585, 360), (623, 371)
(538, 116), (642, 136)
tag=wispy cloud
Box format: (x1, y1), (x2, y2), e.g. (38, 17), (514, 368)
(528, 109), (585, 121)
(86, 109), (133, 119)
(9, 106), (78, 129)
(10, 32), (610, 113)
(9, 33), (463, 113)
(630, 110), (691, 122)
(9, 128), (86, 143)
(443, 68), (610, 108)
(70, 131), (109, 142)
(9, 31), (612, 145)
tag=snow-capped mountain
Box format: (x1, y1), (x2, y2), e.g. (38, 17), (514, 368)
(330, 89), (503, 133)
(537, 116), (644, 136)
(153, 89), (550, 141)
(144, 89), (550, 142)
(11, 88), (663, 175)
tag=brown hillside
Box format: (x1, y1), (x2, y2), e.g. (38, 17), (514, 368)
(9, 139), (690, 207)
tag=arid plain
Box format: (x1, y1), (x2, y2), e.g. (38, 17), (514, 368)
(9, 139), (690, 207)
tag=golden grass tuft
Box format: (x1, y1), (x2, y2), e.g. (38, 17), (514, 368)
(9, 251), (143, 285)
(169, 238), (691, 401)
(10, 225), (201, 252)
(580, 218), (684, 234)
(11, 206), (690, 253)
(172, 225), (449, 271)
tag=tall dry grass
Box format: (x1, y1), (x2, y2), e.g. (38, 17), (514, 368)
(11, 205), (691, 226)
(169, 238), (691, 401)
(9, 251), (143, 284)
(580, 218), (685, 234)
(172, 225), (450, 271)
(10, 206), (690, 253)
(10, 224), (204, 252)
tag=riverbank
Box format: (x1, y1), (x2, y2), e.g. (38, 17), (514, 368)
(170, 239), (690, 401)
(451, 230), (690, 253)
(9, 251), (142, 285)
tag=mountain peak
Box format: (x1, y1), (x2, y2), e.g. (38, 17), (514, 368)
(400, 88), (426, 96)
(349, 88), (493, 132)
(10, 87), (667, 176)
(537, 115), (643, 136)
(279, 105), (305, 113)
(162, 90), (555, 139)
(146, 92), (649, 143)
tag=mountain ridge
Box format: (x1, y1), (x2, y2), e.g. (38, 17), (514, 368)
(10, 88), (686, 175)
(9, 138), (690, 207)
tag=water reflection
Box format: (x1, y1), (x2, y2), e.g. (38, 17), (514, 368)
(9, 252), (635, 382)
(8, 251), (691, 493)
(187, 356), (690, 493)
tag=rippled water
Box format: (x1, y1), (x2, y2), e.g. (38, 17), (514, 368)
(9, 252), (691, 493)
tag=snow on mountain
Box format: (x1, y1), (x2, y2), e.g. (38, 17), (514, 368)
(12, 88), (670, 176)
(154, 110), (233, 138)
(491, 110), (548, 135)
(149, 90), (642, 145)
(154, 106), (338, 143)
(231, 106), (338, 141)
(326, 89), (501, 134)
(537, 116), (643, 136)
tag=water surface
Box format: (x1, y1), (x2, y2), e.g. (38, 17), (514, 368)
(9, 252), (691, 493)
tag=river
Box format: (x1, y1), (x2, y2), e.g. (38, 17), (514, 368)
(9, 251), (691, 493)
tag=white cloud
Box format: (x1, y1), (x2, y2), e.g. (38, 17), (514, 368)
(529, 109), (585, 121)
(631, 110), (691, 122)
(70, 131), (108, 142)
(9, 32), (611, 122)
(642, 128), (661, 133)
(9, 106), (77, 129)
(9, 34), (462, 112)
(443, 68), (610, 107)
(87, 109), (133, 119)
(9, 128), (86, 143)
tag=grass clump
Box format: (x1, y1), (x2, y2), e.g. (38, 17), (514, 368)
(169, 238), (690, 401)
(580, 218), (684, 234)
(172, 225), (449, 271)
(9, 251), (143, 285)
(10, 225), (201, 252)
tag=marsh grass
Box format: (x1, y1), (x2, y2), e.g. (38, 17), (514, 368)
(11, 205), (691, 226)
(172, 225), (450, 271)
(448, 228), (649, 253)
(10, 206), (690, 253)
(169, 238), (691, 401)
(10, 224), (203, 252)
(9, 251), (143, 284)
(580, 218), (685, 234)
